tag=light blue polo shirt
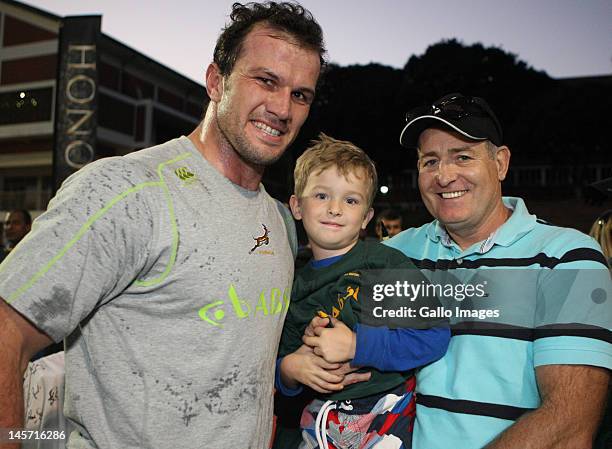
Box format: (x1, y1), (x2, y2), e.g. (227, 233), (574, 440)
(385, 197), (611, 449)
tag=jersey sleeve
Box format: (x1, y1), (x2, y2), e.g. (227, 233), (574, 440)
(353, 324), (450, 371)
(0, 158), (157, 342)
(336, 245), (451, 371)
(351, 248), (449, 331)
(533, 235), (612, 369)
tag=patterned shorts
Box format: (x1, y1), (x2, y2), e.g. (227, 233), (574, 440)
(299, 377), (416, 449)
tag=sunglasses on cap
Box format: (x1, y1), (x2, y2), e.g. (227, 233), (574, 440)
(400, 93), (504, 148)
(405, 94), (499, 126)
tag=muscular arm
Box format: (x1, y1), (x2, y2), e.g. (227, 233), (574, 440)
(0, 299), (53, 449)
(485, 364), (610, 449)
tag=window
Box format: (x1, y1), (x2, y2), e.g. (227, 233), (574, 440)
(121, 72), (153, 99)
(98, 93), (135, 136)
(0, 87), (53, 125)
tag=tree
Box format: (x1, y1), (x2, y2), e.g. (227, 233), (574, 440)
(280, 40), (611, 199)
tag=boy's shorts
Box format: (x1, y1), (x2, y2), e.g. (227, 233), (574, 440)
(299, 377), (416, 449)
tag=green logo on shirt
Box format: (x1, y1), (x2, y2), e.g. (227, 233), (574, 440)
(174, 166), (196, 183)
(198, 284), (290, 327)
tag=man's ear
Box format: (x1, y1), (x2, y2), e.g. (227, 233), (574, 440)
(205, 63), (224, 103)
(289, 195), (302, 220)
(362, 208), (374, 230)
(495, 145), (511, 181)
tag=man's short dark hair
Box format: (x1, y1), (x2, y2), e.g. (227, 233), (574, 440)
(214, 2), (326, 76)
(376, 209), (402, 225)
(10, 209), (31, 226)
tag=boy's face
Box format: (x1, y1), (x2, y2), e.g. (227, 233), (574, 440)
(290, 166), (374, 260)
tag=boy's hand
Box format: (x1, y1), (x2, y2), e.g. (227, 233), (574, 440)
(304, 315), (331, 337)
(302, 317), (357, 363)
(280, 345), (345, 394)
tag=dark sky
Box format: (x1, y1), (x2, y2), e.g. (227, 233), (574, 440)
(24, 0), (612, 83)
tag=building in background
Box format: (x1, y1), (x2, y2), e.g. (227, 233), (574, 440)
(1, 0), (610, 233)
(0, 0), (208, 215)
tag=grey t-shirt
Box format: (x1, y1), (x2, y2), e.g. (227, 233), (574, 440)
(0, 136), (294, 449)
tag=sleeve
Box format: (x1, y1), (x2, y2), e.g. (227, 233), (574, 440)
(351, 250), (449, 331)
(353, 324), (450, 371)
(0, 158), (157, 342)
(533, 235), (612, 369)
(332, 244), (450, 371)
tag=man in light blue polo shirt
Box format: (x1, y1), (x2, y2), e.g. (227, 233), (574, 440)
(387, 93), (611, 449)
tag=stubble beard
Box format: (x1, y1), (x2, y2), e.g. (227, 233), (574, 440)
(215, 111), (285, 168)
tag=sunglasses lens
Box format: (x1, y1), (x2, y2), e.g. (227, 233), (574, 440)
(435, 96), (492, 121)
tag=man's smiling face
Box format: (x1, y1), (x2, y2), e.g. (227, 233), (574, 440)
(417, 127), (509, 242)
(214, 24), (320, 167)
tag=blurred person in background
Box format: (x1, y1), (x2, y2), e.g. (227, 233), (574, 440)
(0, 209), (31, 262)
(375, 208), (403, 241)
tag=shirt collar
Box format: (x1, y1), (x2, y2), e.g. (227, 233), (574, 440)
(310, 254), (344, 269)
(425, 196), (536, 254)
(494, 197), (537, 247)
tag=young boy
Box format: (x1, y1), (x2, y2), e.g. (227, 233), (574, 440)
(276, 134), (449, 449)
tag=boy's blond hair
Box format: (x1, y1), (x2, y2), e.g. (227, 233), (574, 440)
(294, 133), (377, 207)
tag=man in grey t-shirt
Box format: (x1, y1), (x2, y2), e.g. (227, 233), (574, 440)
(0, 3), (324, 448)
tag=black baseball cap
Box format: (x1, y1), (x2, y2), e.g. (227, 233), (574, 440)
(400, 93), (504, 149)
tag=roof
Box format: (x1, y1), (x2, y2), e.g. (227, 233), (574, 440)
(1, 0), (205, 93)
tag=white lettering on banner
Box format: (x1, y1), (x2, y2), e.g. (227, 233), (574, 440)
(63, 45), (96, 168)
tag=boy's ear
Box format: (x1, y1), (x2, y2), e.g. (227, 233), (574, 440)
(361, 208), (374, 230)
(289, 195), (302, 220)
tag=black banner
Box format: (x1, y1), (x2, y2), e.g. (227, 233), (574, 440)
(52, 15), (101, 194)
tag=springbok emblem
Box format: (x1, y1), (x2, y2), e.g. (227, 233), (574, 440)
(250, 224), (270, 253)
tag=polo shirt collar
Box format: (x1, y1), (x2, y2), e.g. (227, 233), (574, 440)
(425, 196), (537, 254)
(494, 197), (537, 247)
